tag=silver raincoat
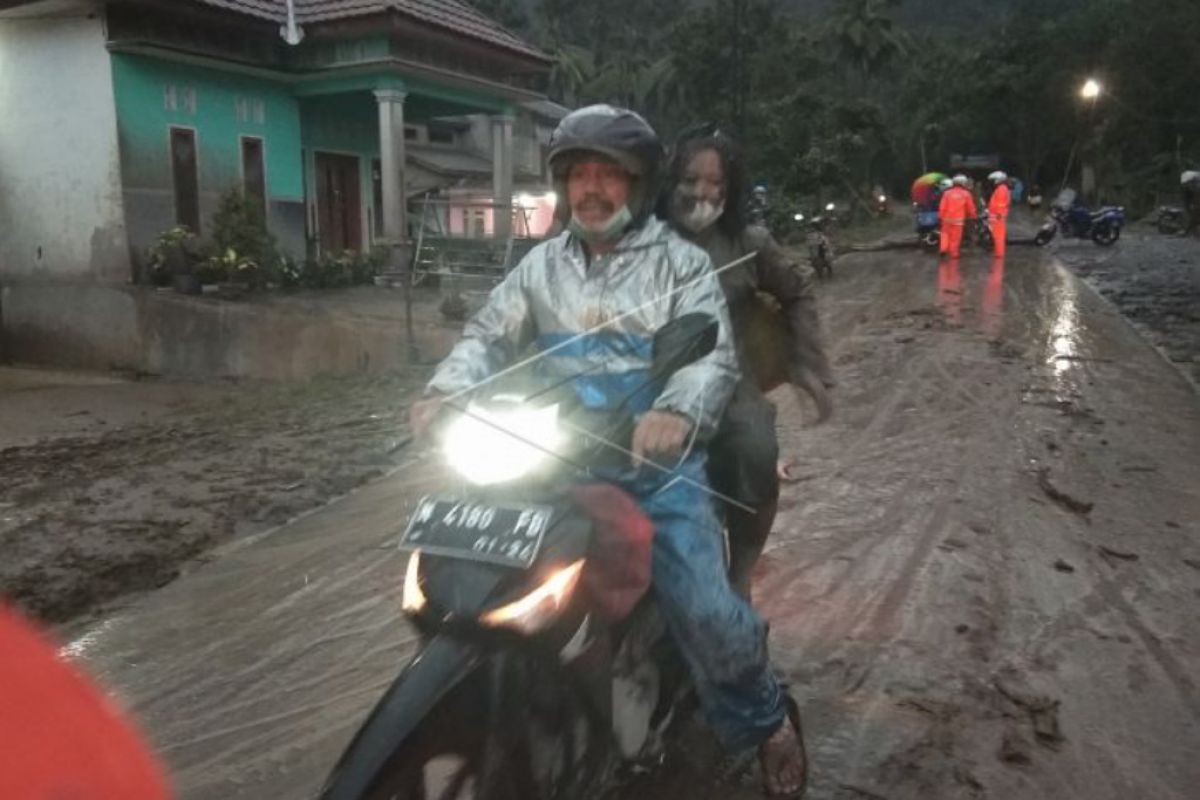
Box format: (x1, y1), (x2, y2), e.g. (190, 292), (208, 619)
(428, 218), (739, 440)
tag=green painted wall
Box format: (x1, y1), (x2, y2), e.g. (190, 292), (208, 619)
(111, 54), (303, 200)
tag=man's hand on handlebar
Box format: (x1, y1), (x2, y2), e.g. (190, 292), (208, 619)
(631, 410), (693, 467)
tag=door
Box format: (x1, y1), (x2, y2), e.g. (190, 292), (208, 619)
(170, 127), (201, 233)
(315, 152), (362, 253)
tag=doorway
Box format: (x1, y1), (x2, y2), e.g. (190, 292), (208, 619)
(315, 152), (362, 253)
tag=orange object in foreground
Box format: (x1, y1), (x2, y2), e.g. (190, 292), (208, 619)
(0, 604), (172, 800)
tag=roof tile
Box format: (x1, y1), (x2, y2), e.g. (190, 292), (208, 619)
(188, 0), (546, 61)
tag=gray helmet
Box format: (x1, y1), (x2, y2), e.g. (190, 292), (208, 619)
(548, 104), (663, 226)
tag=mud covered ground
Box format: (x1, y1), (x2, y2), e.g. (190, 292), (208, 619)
(1051, 229), (1199, 384)
(0, 369), (425, 624)
(69, 243), (1200, 800)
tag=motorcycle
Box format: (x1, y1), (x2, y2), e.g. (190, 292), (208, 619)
(318, 315), (766, 800)
(1154, 205), (1187, 235)
(1034, 189), (1125, 247)
(973, 209), (995, 252)
(914, 205), (940, 251)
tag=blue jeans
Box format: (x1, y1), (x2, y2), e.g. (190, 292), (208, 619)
(598, 453), (786, 752)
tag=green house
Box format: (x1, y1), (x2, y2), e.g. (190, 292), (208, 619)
(0, 0), (552, 284)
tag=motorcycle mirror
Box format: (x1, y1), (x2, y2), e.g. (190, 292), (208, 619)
(651, 314), (718, 379)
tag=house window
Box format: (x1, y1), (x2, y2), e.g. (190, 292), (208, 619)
(428, 128), (454, 146)
(404, 126), (419, 142)
(170, 127), (201, 233)
(241, 137), (266, 218)
(471, 209), (486, 238)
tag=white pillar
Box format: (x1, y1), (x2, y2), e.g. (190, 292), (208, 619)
(375, 88), (408, 243)
(491, 113), (514, 241)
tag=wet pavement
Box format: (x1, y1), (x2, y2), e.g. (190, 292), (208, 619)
(72, 245), (1200, 799)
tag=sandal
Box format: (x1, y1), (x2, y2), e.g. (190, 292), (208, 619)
(759, 695), (807, 798)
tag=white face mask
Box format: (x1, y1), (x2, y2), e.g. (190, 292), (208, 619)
(679, 199), (725, 233)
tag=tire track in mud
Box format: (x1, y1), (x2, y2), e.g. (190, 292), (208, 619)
(760, 254), (1043, 798)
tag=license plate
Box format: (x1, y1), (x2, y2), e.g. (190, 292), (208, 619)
(400, 496), (556, 569)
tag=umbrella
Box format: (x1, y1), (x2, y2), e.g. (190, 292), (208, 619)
(911, 172), (947, 208)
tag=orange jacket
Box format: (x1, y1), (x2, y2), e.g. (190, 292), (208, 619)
(938, 186), (978, 223)
(988, 183), (1011, 218)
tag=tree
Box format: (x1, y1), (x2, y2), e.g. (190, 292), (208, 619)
(825, 0), (909, 91)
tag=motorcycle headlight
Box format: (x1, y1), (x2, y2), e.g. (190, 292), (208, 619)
(480, 560), (585, 634)
(441, 401), (564, 485)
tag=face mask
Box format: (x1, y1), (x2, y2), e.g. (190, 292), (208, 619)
(568, 204), (634, 244)
(679, 199), (725, 233)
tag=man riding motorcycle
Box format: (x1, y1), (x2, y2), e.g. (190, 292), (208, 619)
(659, 122), (833, 599)
(410, 105), (807, 797)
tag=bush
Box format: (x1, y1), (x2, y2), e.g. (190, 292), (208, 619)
(146, 226), (208, 286)
(211, 188), (281, 282)
(289, 248), (389, 289)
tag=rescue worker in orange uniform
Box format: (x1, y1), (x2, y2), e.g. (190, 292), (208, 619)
(938, 174), (977, 258)
(987, 170), (1012, 256)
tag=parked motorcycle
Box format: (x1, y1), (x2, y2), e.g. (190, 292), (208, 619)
(318, 315), (770, 800)
(1154, 205), (1187, 235)
(1034, 189), (1125, 247)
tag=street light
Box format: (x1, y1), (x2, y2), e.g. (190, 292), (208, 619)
(1080, 78), (1101, 101)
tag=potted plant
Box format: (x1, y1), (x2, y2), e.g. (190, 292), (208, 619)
(147, 226), (203, 295)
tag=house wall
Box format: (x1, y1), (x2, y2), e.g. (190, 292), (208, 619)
(110, 53), (305, 262)
(0, 12), (129, 283)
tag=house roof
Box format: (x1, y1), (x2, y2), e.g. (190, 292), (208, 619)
(407, 145), (539, 183)
(407, 145), (493, 177)
(189, 1), (547, 62)
(519, 98), (570, 122)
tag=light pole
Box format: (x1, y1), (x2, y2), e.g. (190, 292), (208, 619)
(1061, 78), (1103, 196)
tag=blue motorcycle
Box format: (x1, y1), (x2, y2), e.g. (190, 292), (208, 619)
(1035, 189), (1125, 247)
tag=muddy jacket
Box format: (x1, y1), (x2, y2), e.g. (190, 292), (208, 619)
(688, 224), (833, 389)
(428, 218), (739, 440)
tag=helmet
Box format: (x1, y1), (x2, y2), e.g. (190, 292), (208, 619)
(938, 178), (953, 190)
(753, 184), (768, 195)
(952, 174), (969, 187)
(989, 170), (1008, 183)
(1182, 170), (1200, 185)
(548, 104), (663, 226)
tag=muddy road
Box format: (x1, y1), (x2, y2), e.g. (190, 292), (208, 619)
(0, 371), (424, 623)
(71, 246), (1200, 799)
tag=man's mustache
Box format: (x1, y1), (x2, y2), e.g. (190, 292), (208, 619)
(575, 195), (615, 214)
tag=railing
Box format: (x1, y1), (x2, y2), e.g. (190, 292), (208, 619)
(409, 196), (543, 287)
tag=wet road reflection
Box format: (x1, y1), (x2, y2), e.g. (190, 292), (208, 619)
(981, 257), (1005, 340)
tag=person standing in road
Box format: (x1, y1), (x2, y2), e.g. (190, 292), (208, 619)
(987, 171), (1012, 257)
(938, 174), (978, 259)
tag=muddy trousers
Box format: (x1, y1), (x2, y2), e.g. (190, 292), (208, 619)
(600, 454), (787, 753)
(708, 383), (782, 599)
(989, 216), (1007, 256)
(940, 221), (966, 258)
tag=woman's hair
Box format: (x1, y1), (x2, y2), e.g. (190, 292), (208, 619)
(658, 122), (748, 238)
